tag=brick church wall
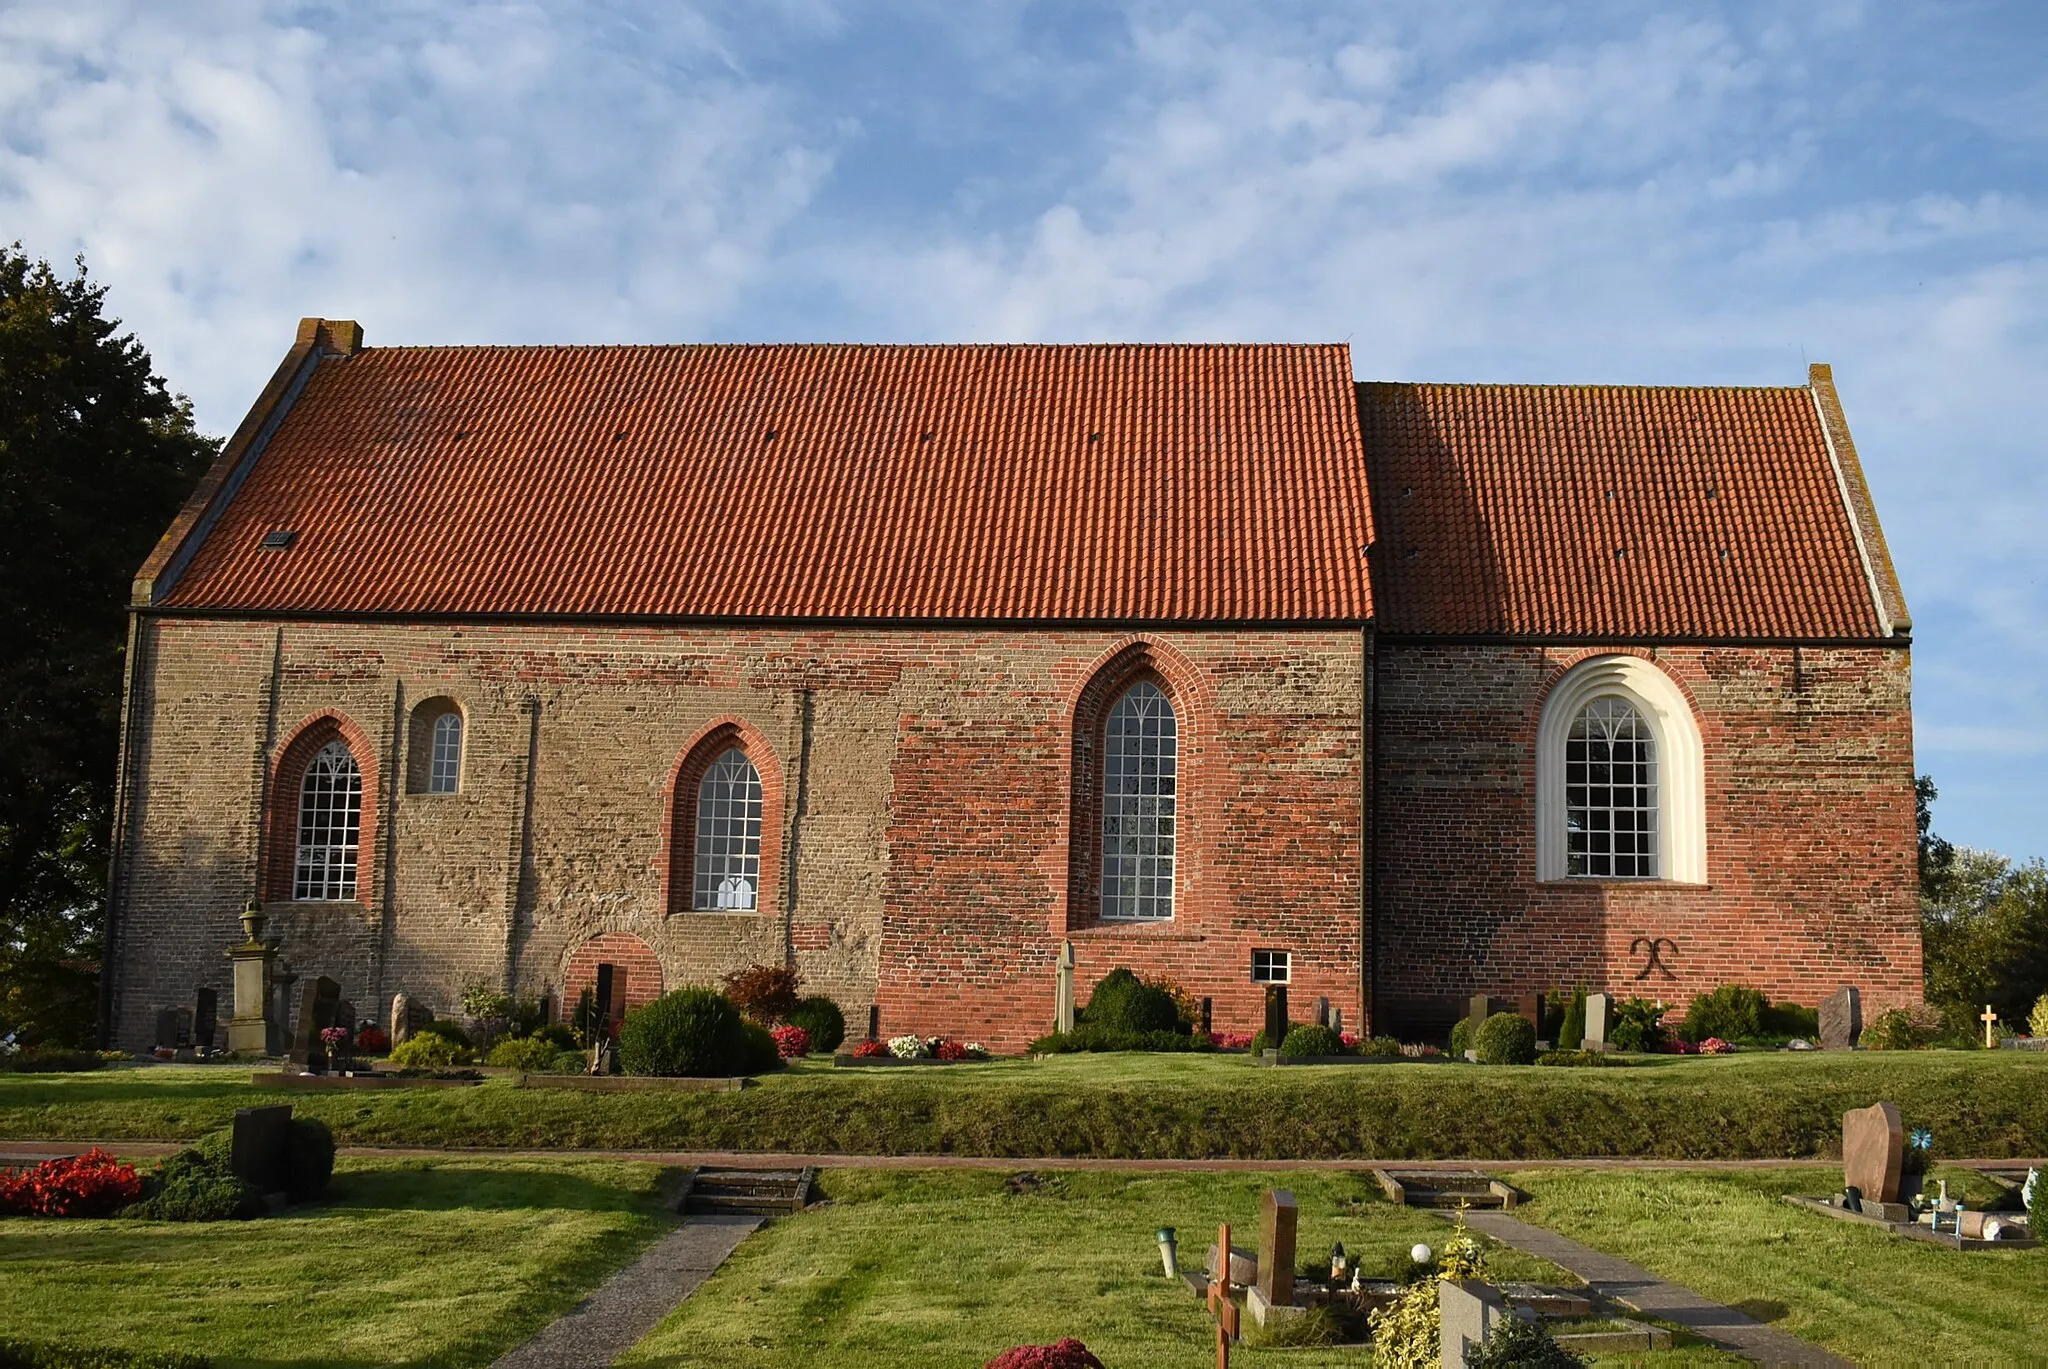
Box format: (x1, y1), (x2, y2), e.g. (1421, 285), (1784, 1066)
(109, 619), (1366, 1053)
(1372, 642), (1922, 1037)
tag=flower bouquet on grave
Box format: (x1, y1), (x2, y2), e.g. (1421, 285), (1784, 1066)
(1697, 1036), (1735, 1055)
(320, 1025), (354, 1074)
(887, 1034), (926, 1059)
(852, 1038), (889, 1059)
(771, 1025), (811, 1059)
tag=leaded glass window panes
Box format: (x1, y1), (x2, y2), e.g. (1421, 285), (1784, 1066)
(294, 740), (362, 900)
(1100, 680), (1177, 921)
(428, 712), (462, 793)
(693, 748), (763, 911)
(1565, 697), (1658, 878)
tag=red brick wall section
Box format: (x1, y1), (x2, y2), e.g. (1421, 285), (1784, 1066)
(259, 711), (381, 908)
(1372, 643), (1922, 1037)
(562, 932), (666, 1021)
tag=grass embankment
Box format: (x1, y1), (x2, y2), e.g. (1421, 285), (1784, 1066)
(1506, 1165), (2048, 1366)
(4, 1052), (2045, 1159)
(0, 1156), (675, 1368)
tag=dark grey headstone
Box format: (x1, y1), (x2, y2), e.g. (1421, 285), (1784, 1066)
(193, 987), (218, 1052)
(155, 1008), (181, 1051)
(1264, 985), (1289, 1045)
(231, 1104), (292, 1196)
(333, 1001), (356, 1038)
(290, 976), (342, 1067)
(1820, 986), (1862, 1050)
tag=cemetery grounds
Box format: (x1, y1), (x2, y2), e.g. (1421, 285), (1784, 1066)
(1, 1050), (2043, 1366)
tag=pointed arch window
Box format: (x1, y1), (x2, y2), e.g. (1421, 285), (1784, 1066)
(1100, 680), (1177, 921)
(693, 748), (763, 911)
(293, 741), (363, 901)
(428, 712), (463, 793)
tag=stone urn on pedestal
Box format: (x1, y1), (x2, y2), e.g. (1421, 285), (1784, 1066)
(225, 901), (280, 1055)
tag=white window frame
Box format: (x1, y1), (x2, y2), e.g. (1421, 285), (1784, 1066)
(428, 711), (463, 794)
(293, 740), (363, 901)
(1098, 680), (1178, 921)
(692, 748), (763, 912)
(1535, 655), (1705, 884)
(1251, 949), (1291, 984)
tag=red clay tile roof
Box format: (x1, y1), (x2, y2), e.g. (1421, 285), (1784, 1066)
(158, 343), (1375, 622)
(1358, 381), (1892, 638)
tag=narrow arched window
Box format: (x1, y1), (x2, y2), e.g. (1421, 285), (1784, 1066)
(693, 748), (763, 910)
(294, 741), (363, 900)
(1565, 697), (1658, 878)
(1100, 681), (1177, 920)
(429, 712), (462, 793)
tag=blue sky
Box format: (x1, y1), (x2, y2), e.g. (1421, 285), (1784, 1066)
(4, 1), (2044, 858)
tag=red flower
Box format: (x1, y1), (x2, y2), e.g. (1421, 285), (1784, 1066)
(1698, 1037), (1735, 1055)
(0, 1149), (142, 1218)
(937, 1039), (969, 1061)
(852, 1038), (889, 1058)
(354, 1026), (390, 1052)
(985, 1339), (1106, 1369)
(771, 1025), (811, 1059)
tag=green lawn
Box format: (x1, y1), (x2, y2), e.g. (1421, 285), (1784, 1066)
(0, 1155), (676, 1368)
(3, 1050), (2044, 1159)
(1504, 1165), (2048, 1367)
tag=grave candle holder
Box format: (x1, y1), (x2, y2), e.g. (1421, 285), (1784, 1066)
(1155, 1227), (1178, 1280)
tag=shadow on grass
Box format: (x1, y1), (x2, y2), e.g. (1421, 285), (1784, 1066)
(328, 1164), (669, 1215)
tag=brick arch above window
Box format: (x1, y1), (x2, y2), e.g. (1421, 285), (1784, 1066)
(406, 695), (466, 795)
(261, 711), (381, 907)
(661, 717), (786, 918)
(1065, 640), (1210, 929)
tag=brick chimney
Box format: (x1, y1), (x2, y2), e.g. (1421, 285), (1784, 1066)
(295, 317), (363, 356)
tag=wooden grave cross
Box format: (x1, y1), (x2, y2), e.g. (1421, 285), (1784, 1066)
(1206, 1220), (1240, 1367)
(1983, 1004), (1999, 1049)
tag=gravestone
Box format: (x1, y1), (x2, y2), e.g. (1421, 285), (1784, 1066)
(269, 964), (299, 1056)
(1583, 993), (1610, 1051)
(1200, 996), (1213, 1036)
(1256, 1188), (1297, 1308)
(289, 976), (342, 1067)
(333, 1001), (356, 1039)
(390, 992), (412, 1047)
(1315, 996), (1330, 1029)
(1263, 985), (1289, 1049)
(1055, 940), (1076, 1033)
(155, 1007), (192, 1051)
(1465, 994), (1492, 1050)
(1843, 1100), (1904, 1205)
(193, 988), (219, 1053)
(1819, 986), (1861, 1050)
(230, 1104), (292, 1198)
(1438, 1280), (1511, 1368)
(1206, 1241), (1258, 1286)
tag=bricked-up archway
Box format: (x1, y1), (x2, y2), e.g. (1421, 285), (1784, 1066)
(260, 712), (381, 907)
(562, 932), (665, 1027)
(661, 718), (786, 919)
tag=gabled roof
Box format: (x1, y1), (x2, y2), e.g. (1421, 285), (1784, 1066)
(148, 335), (1375, 622)
(1358, 374), (1906, 640)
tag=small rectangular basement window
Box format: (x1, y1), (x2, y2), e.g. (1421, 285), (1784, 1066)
(1251, 949), (1291, 984)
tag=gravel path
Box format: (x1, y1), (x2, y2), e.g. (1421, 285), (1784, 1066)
(1450, 1210), (1852, 1367)
(490, 1214), (762, 1369)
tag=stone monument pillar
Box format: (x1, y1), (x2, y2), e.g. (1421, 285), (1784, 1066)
(225, 901), (280, 1055)
(1055, 941), (1076, 1034)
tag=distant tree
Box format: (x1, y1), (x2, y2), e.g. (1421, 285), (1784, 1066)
(0, 244), (215, 1038)
(1921, 846), (2048, 1033)
(1916, 774), (1956, 903)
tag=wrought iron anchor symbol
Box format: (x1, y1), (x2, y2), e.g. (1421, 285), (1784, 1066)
(1631, 935), (1678, 981)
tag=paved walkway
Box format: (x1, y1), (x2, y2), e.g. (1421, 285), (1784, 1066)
(490, 1214), (761, 1369)
(1450, 1211), (1851, 1368)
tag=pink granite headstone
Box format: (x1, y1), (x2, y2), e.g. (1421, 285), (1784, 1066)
(1843, 1101), (1904, 1204)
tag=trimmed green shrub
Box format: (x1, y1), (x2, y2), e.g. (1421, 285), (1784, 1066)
(388, 1033), (471, 1070)
(1029, 1026), (1215, 1054)
(1448, 1017), (1473, 1057)
(786, 996), (847, 1053)
(0, 1341), (212, 1369)
(122, 1150), (259, 1222)
(531, 1022), (579, 1052)
(1681, 984), (1769, 1042)
(1607, 997), (1669, 1052)
(618, 988), (760, 1077)
(414, 1019), (473, 1050)
(1080, 968), (1183, 1036)
(1558, 988), (1586, 1051)
(1278, 1024), (1346, 1058)
(285, 1117), (335, 1202)
(1474, 1012), (1537, 1066)
(486, 1036), (565, 1071)
(1359, 1035), (1404, 1057)
(1536, 1049), (1621, 1068)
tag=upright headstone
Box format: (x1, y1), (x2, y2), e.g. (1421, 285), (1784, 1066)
(1819, 986), (1862, 1050)
(1263, 985), (1289, 1049)
(1331, 1007), (1342, 1036)
(269, 964), (299, 1056)
(289, 976), (342, 1068)
(155, 1008), (183, 1052)
(1843, 1100), (1905, 1204)
(1315, 996), (1330, 1028)
(230, 1104), (292, 1198)
(595, 963), (617, 1032)
(333, 1001), (357, 1040)
(1054, 940), (1076, 1034)
(1438, 1280), (1510, 1369)
(389, 991), (413, 1047)
(193, 987), (219, 1053)
(1256, 1188), (1298, 1309)
(1199, 996), (1213, 1036)
(1466, 994), (1496, 1045)
(1514, 993), (1543, 1037)
(1583, 993), (1610, 1052)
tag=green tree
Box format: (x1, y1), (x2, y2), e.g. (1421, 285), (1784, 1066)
(1922, 847), (2048, 1032)
(0, 245), (215, 1039)
(1917, 774), (1956, 903)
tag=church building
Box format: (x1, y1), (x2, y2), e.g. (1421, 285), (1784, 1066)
(105, 318), (1923, 1050)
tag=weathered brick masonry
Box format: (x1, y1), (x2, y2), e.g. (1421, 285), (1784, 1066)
(1373, 642), (1920, 1035)
(109, 620), (1365, 1052)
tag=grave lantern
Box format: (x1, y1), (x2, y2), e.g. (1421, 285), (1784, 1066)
(1154, 1226), (1178, 1280)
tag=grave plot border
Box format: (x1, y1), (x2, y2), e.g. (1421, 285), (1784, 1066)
(510, 1073), (753, 1093)
(1779, 1194), (2037, 1249)
(251, 1071), (484, 1090)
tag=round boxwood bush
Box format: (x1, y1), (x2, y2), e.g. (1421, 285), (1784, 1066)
(785, 995), (847, 1053)
(414, 1018), (473, 1049)
(1449, 1017), (1473, 1057)
(618, 988), (760, 1077)
(388, 1033), (471, 1070)
(1081, 968), (1182, 1036)
(1474, 1012), (1537, 1066)
(1278, 1023), (1347, 1058)
(486, 1036), (564, 1072)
